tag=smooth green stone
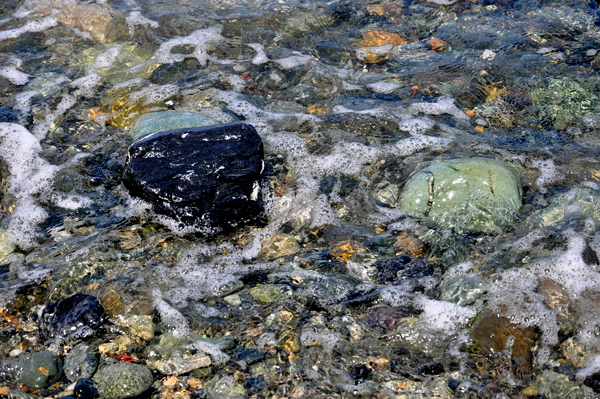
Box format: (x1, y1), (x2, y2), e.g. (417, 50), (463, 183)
(128, 111), (219, 140)
(399, 157), (522, 234)
(94, 363), (153, 399)
(16, 351), (63, 389)
(250, 284), (281, 304)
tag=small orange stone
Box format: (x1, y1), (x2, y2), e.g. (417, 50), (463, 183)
(307, 105), (324, 114)
(429, 38), (445, 51)
(187, 378), (202, 390)
(0, 387), (9, 395)
(465, 109), (476, 117)
(363, 30), (407, 47)
(475, 126), (485, 132)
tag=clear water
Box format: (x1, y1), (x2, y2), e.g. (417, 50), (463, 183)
(2, 0), (600, 397)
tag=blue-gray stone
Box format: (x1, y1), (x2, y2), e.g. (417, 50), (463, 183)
(129, 111), (218, 140)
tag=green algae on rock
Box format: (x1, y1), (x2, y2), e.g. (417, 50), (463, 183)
(399, 158), (522, 234)
(128, 111), (219, 140)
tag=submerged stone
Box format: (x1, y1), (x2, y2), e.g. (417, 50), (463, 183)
(438, 275), (485, 307)
(64, 343), (98, 382)
(38, 294), (106, 344)
(128, 111), (219, 140)
(93, 363), (153, 399)
(15, 351), (63, 389)
(122, 122), (265, 231)
(399, 157), (522, 234)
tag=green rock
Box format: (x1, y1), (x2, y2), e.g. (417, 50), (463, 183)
(128, 111), (219, 140)
(250, 284), (282, 304)
(399, 157), (522, 234)
(93, 363), (153, 399)
(15, 351), (63, 389)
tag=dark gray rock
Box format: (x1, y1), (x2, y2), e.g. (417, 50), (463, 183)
(122, 123), (265, 231)
(15, 351), (63, 389)
(38, 294), (106, 344)
(64, 344), (98, 382)
(74, 378), (99, 399)
(93, 363), (153, 399)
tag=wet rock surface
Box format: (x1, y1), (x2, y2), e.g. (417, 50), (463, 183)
(15, 351), (63, 389)
(38, 294), (107, 345)
(122, 123), (264, 231)
(64, 344), (98, 382)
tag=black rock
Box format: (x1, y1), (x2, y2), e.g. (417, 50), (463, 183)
(74, 378), (99, 399)
(375, 255), (434, 285)
(585, 372), (600, 393)
(38, 294), (106, 344)
(122, 123), (265, 231)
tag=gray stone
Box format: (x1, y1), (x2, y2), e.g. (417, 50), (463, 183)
(93, 363), (153, 399)
(64, 343), (98, 382)
(128, 111), (218, 140)
(15, 351), (63, 389)
(399, 157), (522, 234)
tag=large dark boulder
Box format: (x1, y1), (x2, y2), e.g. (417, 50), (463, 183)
(39, 294), (107, 344)
(122, 122), (265, 231)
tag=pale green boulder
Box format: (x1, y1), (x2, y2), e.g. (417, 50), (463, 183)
(128, 111), (219, 140)
(399, 157), (522, 234)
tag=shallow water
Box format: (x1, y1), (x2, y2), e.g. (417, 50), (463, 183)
(2, 0), (600, 397)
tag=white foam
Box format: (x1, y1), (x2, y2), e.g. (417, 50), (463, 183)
(366, 81), (402, 94)
(427, 0), (458, 4)
(153, 295), (191, 337)
(416, 296), (477, 332)
(531, 158), (562, 193)
(576, 354), (600, 380)
(0, 17), (58, 41)
(247, 43), (269, 65)
(0, 123), (59, 249)
(50, 193), (94, 210)
(125, 11), (159, 36)
(398, 117), (435, 134)
(152, 26), (225, 66)
(226, 74), (246, 92)
(89, 45), (123, 73)
(190, 340), (230, 365)
(300, 328), (340, 353)
(0, 66), (30, 86)
(128, 84), (179, 107)
(408, 96), (469, 120)
(273, 55), (313, 70)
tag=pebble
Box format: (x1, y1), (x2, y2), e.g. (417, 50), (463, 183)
(93, 363), (153, 399)
(74, 378), (99, 399)
(15, 351), (63, 389)
(64, 344), (98, 382)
